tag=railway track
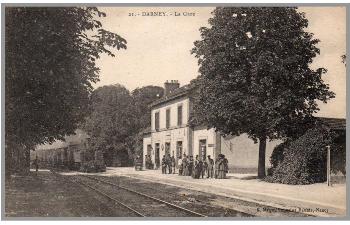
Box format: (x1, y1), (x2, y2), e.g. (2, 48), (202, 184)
(50, 170), (143, 216)
(84, 175), (312, 218)
(51, 171), (311, 217)
(73, 175), (207, 217)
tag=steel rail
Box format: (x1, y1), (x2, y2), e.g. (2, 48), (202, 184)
(73, 178), (146, 217)
(51, 171), (146, 217)
(81, 175), (208, 217)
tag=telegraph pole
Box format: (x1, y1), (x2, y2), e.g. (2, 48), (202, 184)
(327, 145), (331, 186)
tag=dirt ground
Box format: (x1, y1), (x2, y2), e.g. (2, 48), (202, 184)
(2, 169), (320, 218)
(5, 170), (133, 217)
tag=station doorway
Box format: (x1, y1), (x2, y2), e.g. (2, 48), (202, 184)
(176, 141), (183, 166)
(165, 142), (171, 156)
(199, 139), (207, 160)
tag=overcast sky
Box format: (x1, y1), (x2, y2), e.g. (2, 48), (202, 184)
(95, 7), (346, 119)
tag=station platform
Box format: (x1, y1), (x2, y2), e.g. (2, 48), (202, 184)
(61, 167), (346, 217)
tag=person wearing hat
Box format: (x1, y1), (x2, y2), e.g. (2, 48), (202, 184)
(170, 155), (176, 174)
(182, 154), (188, 175)
(202, 155), (208, 178)
(214, 154), (221, 178)
(217, 154), (226, 179)
(178, 156), (183, 175)
(206, 155), (214, 178)
(188, 155), (194, 177)
(192, 155), (201, 179)
(161, 155), (167, 174)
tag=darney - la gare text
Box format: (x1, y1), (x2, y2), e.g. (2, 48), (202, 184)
(128, 11), (196, 17)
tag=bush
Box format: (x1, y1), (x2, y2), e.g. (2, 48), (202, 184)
(265, 124), (336, 185)
(79, 160), (106, 173)
(267, 141), (289, 176)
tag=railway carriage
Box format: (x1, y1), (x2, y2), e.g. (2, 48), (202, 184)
(32, 143), (89, 171)
(31, 129), (101, 171)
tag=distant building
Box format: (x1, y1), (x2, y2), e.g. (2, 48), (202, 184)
(143, 81), (346, 173)
(31, 129), (90, 168)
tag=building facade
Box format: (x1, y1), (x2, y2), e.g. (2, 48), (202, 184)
(143, 81), (280, 173)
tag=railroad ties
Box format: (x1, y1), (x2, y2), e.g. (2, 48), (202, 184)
(68, 174), (207, 217)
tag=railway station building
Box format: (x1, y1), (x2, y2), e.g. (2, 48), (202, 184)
(142, 80), (346, 173)
(142, 80), (280, 173)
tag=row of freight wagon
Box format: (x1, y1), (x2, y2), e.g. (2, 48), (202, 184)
(32, 143), (104, 171)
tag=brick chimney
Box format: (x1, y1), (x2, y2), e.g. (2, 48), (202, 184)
(164, 80), (180, 96)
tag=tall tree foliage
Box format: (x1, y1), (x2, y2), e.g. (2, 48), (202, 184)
(84, 85), (163, 165)
(84, 85), (136, 166)
(191, 7), (334, 178)
(129, 86), (164, 158)
(5, 7), (126, 174)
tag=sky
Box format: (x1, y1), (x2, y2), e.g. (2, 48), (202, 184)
(95, 7), (346, 119)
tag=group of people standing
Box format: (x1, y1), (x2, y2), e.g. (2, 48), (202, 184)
(176, 153), (229, 179)
(161, 154), (176, 174)
(178, 154), (214, 178)
(146, 153), (229, 179)
(214, 154), (229, 179)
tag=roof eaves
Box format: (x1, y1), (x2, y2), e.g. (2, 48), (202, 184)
(149, 84), (193, 108)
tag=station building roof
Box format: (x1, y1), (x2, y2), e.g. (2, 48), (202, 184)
(318, 117), (346, 130)
(149, 83), (195, 108)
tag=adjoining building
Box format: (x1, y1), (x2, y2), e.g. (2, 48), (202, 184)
(143, 80), (346, 174)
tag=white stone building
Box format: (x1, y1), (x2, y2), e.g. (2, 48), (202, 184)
(143, 80), (280, 173)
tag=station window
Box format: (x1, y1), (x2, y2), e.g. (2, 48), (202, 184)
(166, 108), (171, 129)
(177, 105), (183, 126)
(155, 112), (160, 131)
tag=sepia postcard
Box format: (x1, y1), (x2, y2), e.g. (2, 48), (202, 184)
(2, 2), (348, 220)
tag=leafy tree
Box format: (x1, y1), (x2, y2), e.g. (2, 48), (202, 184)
(84, 85), (163, 166)
(5, 7), (126, 174)
(84, 85), (136, 166)
(191, 7), (334, 178)
(129, 86), (164, 158)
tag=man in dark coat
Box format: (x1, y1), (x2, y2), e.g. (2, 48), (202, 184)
(161, 155), (167, 174)
(166, 154), (172, 174)
(188, 156), (194, 176)
(202, 156), (208, 178)
(214, 154), (223, 178)
(207, 155), (214, 178)
(217, 154), (227, 179)
(192, 155), (200, 179)
(33, 156), (39, 175)
(182, 154), (188, 176)
(171, 155), (176, 174)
